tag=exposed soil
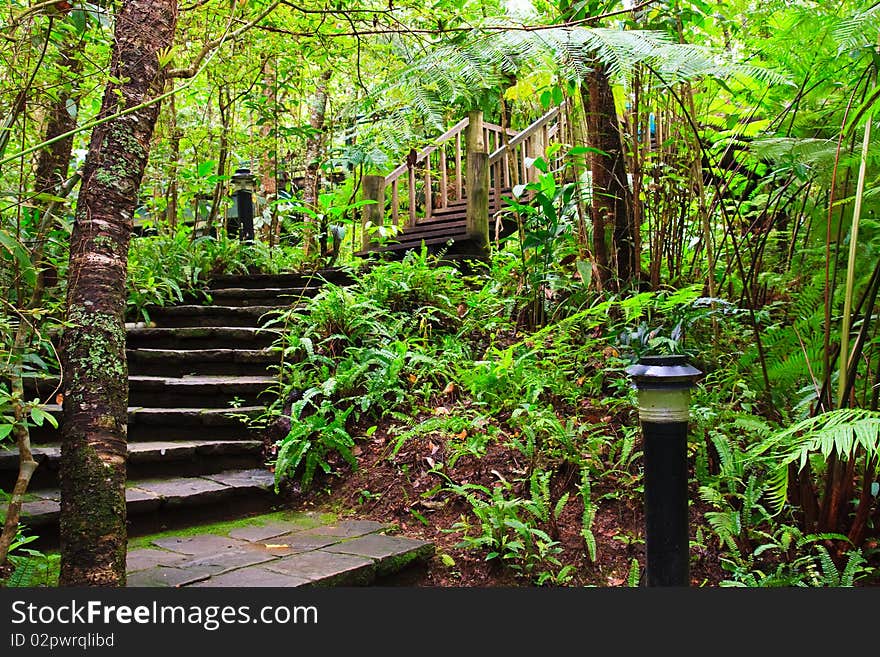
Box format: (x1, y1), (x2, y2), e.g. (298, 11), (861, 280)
(281, 410), (728, 588)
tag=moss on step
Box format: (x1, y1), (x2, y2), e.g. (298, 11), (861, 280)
(126, 509), (336, 551)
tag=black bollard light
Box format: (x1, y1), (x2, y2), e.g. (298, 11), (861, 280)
(230, 166), (256, 242)
(626, 355), (702, 587)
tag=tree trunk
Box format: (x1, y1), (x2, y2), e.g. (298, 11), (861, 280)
(260, 57), (278, 244)
(583, 63), (635, 289)
(165, 86), (180, 229)
(208, 85), (232, 235)
(301, 69), (332, 257)
(59, 0), (177, 587)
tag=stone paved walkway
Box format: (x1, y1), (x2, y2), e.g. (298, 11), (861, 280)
(126, 516), (434, 587)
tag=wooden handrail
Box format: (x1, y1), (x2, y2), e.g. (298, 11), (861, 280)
(385, 117), (470, 185)
(489, 105), (561, 165)
(373, 104), (566, 236)
(384, 117), (514, 185)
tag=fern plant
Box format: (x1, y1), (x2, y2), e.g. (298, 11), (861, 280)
(747, 407), (880, 515)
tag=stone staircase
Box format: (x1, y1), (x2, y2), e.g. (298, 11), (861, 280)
(3, 268), (351, 543)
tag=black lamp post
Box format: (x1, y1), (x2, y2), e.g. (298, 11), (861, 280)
(626, 355), (702, 586)
(230, 166), (256, 242)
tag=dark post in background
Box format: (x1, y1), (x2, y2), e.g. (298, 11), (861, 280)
(229, 166), (256, 242)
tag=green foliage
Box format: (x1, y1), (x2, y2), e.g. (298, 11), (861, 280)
(719, 527), (873, 587)
(446, 470), (573, 585)
(747, 408), (880, 515)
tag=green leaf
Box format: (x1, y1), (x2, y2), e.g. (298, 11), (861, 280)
(30, 407), (58, 429)
(0, 230), (36, 287)
(0, 424), (13, 440)
(575, 259), (592, 287)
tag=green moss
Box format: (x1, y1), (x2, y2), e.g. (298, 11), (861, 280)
(65, 308), (127, 392)
(60, 442), (126, 577)
(92, 235), (117, 251)
(126, 510), (336, 551)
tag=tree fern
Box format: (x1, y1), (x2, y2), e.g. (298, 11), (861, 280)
(749, 407), (880, 514)
(833, 3), (880, 51)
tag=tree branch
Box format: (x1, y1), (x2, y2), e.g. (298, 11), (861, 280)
(167, 0), (282, 79)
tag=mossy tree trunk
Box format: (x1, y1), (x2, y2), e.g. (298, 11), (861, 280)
(583, 62), (636, 289)
(59, 0), (178, 587)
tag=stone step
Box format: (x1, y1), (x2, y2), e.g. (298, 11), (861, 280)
(16, 468), (278, 540)
(208, 287), (322, 307)
(126, 518), (434, 587)
(126, 326), (281, 350)
(208, 268), (353, 290)
(0, 439), (265, 489)
(142, 305), (285, 328)
(127, 347), (279, 377)
(22, 374), (276, 408)
(30, 405), (264, 443)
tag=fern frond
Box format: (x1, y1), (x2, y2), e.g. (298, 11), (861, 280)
(757, 408), (880, 470)
(834, 4), (880, 50)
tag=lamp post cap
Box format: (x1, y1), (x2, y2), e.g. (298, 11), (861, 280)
(625, 355), (702, 388)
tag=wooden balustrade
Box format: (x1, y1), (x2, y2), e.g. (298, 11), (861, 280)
(362, 105), (566, 251)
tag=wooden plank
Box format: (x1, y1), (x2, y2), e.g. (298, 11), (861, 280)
(361, 175), (385, 251)
(408, 165), (416, 226)
(440, 148), (448, 208)
(455, 133), (463, 200)
(424, 157), (432, 220)
(391, 179), (399, 226)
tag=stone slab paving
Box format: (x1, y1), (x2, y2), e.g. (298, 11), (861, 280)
(127, 518), (434, 588)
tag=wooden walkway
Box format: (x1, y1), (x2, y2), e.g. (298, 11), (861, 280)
(357, 106), (568, 259)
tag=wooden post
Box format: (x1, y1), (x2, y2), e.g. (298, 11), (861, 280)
(424, 157), (432, 219)
(440, 148), (448, 208)
(467, 110), (484, 161)
(466, 152), (490, 253)
(408, 165), (416, 226)
(529, 129), (545, 183)
(455, 132), (463, 200)
(361, 174), (385, 252)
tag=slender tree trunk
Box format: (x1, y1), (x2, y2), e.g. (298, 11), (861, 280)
(301, 69), (331, 257)
(208, 85), (232, 234)
(580, 81), (609, 287)
(165, 86), (180, 229)
(59, 0), (178, 587)
(583, 63), (635, 289)
(260, 57), (278, 244)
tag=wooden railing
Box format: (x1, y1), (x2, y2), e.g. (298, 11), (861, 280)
(489, 105), (563, 198)
(361, 105), (567, 251)
(383, 114), (516, 227)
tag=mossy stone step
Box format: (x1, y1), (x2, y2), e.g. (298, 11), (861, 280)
(16, 468), (277, 531)
(126, 326), (281, 350)
(127, 347), (279, 376)
(141, 304), (285, 328)
(30, 405), (264, 443)
(22, 374), (276, 408)
(0, 439), (262, 470)
(207, 287), (323, 307)
(208, 268), (353, 290)
(126, 518), (434, 587)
